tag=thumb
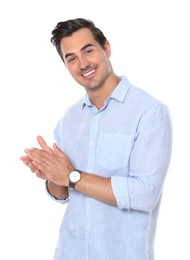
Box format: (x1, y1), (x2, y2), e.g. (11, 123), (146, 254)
(37, 135), (54, 154)
(53, 143), (64, 157)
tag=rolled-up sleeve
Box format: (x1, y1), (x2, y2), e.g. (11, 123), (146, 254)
(44, 181), (69, 204)
(111, 104), (172, 212)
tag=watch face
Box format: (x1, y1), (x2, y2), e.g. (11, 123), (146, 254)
(69, 171), (81, 183)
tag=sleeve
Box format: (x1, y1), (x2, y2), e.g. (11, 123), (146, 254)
(111, 104), (173, 212)
(44, 181), (69, 204)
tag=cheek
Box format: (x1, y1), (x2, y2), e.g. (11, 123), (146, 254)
(67, 67), (82, 83)
(99, 55), (111, 72)
(67, 65), (77, 77)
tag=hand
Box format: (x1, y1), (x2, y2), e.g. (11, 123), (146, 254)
(20, 136), (54, 180)
(21, 135), (74, 186)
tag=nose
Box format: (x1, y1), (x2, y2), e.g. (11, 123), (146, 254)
(78, 56), (90, 71)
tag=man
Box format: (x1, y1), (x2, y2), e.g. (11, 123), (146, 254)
(20, 18), (172, 260)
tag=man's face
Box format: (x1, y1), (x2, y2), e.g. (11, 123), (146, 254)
(60, 28), (112, 92)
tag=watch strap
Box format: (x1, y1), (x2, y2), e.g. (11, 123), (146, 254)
(69, 180), (76, 190)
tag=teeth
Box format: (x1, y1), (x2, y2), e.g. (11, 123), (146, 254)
(83, 69), (95, 77)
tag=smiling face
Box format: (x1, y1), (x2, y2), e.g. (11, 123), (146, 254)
(60, 28), (114, 93)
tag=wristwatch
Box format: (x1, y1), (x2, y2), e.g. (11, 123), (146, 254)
(69, 170), (82, 190)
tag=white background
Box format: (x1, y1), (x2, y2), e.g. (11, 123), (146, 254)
(0, 1), (189, 259)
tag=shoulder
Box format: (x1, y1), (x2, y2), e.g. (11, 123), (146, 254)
(119, 75), (163, 107)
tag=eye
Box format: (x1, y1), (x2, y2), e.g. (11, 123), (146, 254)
(68, 56), (76, 63)
(85, 48), (93, 55)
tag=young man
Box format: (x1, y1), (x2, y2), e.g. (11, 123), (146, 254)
(20, 18), (172, 260)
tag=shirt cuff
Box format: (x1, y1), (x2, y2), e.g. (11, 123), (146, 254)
(111, 176), (131, 210)
(44, 181), (69, 204)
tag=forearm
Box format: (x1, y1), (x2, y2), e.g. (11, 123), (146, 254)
(75, 172), (117, 206)
(47, 180), (68, 200)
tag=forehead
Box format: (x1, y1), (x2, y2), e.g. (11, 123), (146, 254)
(60, 28), (97, 55)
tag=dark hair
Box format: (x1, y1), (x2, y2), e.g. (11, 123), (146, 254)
(51, 18), (107, 62)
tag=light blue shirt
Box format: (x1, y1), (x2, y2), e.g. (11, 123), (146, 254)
(47, 76), (172, 260)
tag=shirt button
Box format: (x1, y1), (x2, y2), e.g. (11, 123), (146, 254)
(86, 225), (90, 230)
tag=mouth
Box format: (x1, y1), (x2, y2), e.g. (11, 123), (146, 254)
(81, 68), (96, 78)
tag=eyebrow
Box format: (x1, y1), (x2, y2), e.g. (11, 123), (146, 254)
(64, 43), (95, 60)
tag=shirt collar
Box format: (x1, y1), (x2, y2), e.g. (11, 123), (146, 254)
(81, 75), (131, 110)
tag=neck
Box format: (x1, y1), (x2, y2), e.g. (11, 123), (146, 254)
(87, 74), (121, 110)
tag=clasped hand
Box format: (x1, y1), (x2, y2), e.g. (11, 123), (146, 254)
(20, 135), (74, 186)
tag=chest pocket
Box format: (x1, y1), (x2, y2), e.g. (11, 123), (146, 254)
(96, 132), (132, 170)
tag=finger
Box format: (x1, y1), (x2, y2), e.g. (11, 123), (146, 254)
(25, 148), (53, 161)
(53, 143), (64, 157)
(21, 157), (38, 173)
(20, 155), (32, 165)
(37, 135), (54, 154)
(25, 148), (54, 173)
(20, 155), (28, 161)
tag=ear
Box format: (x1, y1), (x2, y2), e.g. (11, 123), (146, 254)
(105, 40), (111, 57)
